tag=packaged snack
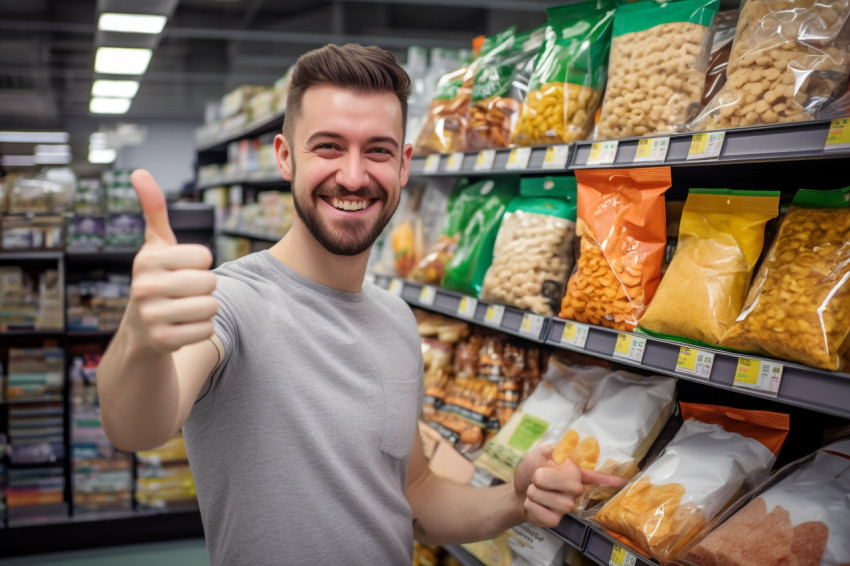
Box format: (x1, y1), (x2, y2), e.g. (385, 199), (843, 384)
(481, 176), (578, 317)
(595, 0), (720, 139)
(701, 9), (739, 106)
(721, 187), (850, 370)
(593, 403), (790, 563)
(693, 0), (850, 129)
(413, 59), (476, 155)
(511, 0), (616, 146)
(389, 185), (425, 278)
(638, 189), (780, 345)
(559, 168), (671, 331)
(552, 371), (677, 511)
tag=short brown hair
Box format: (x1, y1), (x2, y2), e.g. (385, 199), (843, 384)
(283, 43), (411, 141)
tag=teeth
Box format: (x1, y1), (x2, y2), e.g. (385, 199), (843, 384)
(331, 198), (368, 211)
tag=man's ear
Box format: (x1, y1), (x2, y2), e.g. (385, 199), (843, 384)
(274, 134), (293, 181)
(399, 143), (414, 188)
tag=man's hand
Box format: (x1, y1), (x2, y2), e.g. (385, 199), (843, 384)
(128, 169), (218, 352)
(513, 444), (628, 528)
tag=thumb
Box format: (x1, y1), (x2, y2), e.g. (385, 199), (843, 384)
(580, 468), (628, 489)
(131, 169), (176, 245)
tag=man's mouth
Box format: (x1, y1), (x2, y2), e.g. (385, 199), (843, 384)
(326, 197), (373, 211)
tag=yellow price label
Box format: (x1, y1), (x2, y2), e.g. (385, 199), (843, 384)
(689, 132), (709, 155)
(423, 153), (441, 173)
(676, 347), (698, 373)
(588, 142), (603, 162)
(826, 118), (850, 146)
(614, 333), (632, 355)
(609, 544), (636, 566)
(734, 357), (761, 385)
(635, 138), (653, 159)
(563, 322), (577, 341)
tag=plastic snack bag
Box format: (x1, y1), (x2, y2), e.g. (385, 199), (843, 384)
(559, 168), (671, 331)
(701, 9), (739, 106)
(592, 402), (790, 563)
(552, 371), (677, 511)
(693, 0), (850, 130)
(721, 187), (850, 370)
(413, 57), (477, 156)
(595, 0), (720, 139)
(481, 176), (578, 317)
(510, 0), (616, 146)
(638, 189), (780, 345)
(681, 440), (850, 566)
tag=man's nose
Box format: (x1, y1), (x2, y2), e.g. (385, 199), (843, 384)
(336, 152), (370, 191)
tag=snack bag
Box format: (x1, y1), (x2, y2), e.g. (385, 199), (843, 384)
(481, 176), (578, 317)
(559, 168), (671, 331)
(595, 0), (720, 139)
(721, 187), (850, 370)
(593, 402), (790, 563)
(638, 189), (780, 345)
(475, 353), (607, 483)
(552, 371), (677, 511)
(510, 0), (616, 146)
(413, 58), (477, 156)
(701, 9), (738, 106)
(389, 185), (426, 278)
(693, 0), (850, 129)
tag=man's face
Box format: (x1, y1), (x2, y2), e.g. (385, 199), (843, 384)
(275, 84), (412, 256)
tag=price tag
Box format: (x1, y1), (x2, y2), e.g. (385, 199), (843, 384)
(519, 313), (545, 338)
(484, 304), (506, 326)
(609, 544), (637, 566)
(474, 149), (496, 171)
(561, 321), (590, 349)
(388, 278), (403, 296)
(541, 145), (570, 169)
(419, 285), (436, 306)
(734, 357), (783, 396)
(612, 333), (647, 363)
(364, 272), (376, 285)
(687, 131), (725, 160)
(825, 118), (850, 150)
(633, 136), (670, 163)
(445, 151), (465, 172)
(505, 147), (532, 170)
(675, 346), (714, 380)
(586, 140), (618, 165)
(423, 153), (441, 173)
(457, 296), (478, 319)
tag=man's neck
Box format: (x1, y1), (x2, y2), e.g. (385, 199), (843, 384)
(268, 225), (369, 294)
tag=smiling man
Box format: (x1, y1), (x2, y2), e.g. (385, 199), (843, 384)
(97, 44), (623, 565)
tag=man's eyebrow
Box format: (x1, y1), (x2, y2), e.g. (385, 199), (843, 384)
(306, 132), (400, 150)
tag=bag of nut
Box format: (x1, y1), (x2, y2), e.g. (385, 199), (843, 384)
(595, 0), (720, 139)
(510, 0), (617, 147)
(480, 175), (578, 317)
(559, 167), (672, 332)
(692, 0), (850, 130)
(412, 58), (478, 156)
(720, 187), (850, 370)
(638, 189), (780, 345)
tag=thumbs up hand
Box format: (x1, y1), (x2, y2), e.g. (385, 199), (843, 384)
(127, 169), (218, 352)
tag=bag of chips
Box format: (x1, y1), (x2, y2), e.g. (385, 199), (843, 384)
(413, 59), (477, 156)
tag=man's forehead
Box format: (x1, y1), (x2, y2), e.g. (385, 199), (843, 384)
(296, 84), (404, 139)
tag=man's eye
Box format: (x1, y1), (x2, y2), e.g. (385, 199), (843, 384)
(369, 147), (393, 156)
(315, 143), (339, 151)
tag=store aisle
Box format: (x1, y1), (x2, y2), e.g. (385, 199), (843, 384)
(2, 538), (209, 566)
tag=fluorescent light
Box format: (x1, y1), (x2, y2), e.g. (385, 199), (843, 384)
(98, 13), (167, 34)
(34, 153), (72, 165)
(0, 155), (36, 167)
(35, 144), (71, 155)
(92, 79), (139, 98)
(94, 47), (152, 75)
(0, 131), (69, 143)
(89, 132), (109, 149)
(90, 97), (132, 114)
(89, 148), (118, 164)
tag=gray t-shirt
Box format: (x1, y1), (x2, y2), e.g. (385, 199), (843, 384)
(183, 250), (424, 565)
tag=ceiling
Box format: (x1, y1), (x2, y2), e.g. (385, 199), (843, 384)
(0, 0), (558, 178)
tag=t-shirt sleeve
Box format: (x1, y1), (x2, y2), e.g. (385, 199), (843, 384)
(204, 271), (240, 394)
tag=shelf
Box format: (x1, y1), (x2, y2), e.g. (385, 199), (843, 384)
(197, 174), (287, 190)
(66, 330), (116, 339)
(0, 250), (64, 261)
(217, 229), (281, 243)
(0, 330), (64, 339)
(551, 513), (590, 552)
(409, 145), (570, 177)
(443, 544), (486, 566)
(66, 249), (138, 261)
(195, 110), (285, 153)
(1, 396), (63, 405)
(369, 274), (850, 420)
(582, 528), (656, 566)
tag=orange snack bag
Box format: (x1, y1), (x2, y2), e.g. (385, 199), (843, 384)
(559, 168), (671, 331)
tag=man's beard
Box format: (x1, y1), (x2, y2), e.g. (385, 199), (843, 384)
(290, 161), (398, 256)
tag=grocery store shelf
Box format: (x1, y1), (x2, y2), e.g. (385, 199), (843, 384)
(66, 249), (138, 261)
(583, 528), (656, 566)
(217, 229), (282, 243)
(195, 110), (285, 153)
(0, 250), (64, 261)
(443, 544), (486, 566)
(197, 173), (287, 190)
(409, 145), (570, 177)
(0, 330), (64, 339)
(66, 330), (116, 339)
(551, 513), (589, 552)
(0, 395), (63, 405)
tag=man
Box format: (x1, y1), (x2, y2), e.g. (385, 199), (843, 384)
(98, 43), (623, 565)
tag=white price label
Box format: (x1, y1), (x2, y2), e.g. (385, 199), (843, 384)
(609, 544), (637, 566)
(505, 147), (532, 170)
(675, 346), (714, 380)
(423, 153), (441, 173)
(733, 358), (783, 396)
(687, 131), (725, 160)
(825, 118), (850, 150)
(474, 149), (497, 171)
(445, 151), (465, 172)
(561, 321), (590, 349)
(388, 278), (403, 296)
(519, 313), (545, 338)
(419, 285), (436, 306)
(612, 333), (647, 363)
(587, 140), (618, 165)
(457, 296), (478, 319)
(484, 304), (506, 326)
(542, 145), (570, 169)
(633, 136), (670, 163)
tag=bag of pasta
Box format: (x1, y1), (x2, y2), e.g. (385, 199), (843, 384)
(638, 189), (780, 345)
(721, 187), (850, 370)
(481, 176), (578, 317)
(692, 0), (850, 130)
(413, 58), (477, 156)
(510, 0), (616, 147)
(592, 402), (790, 564)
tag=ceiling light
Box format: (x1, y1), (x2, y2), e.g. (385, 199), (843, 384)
(89, 148), (118, 164)
(0, 131), (69, 143)
(34, 144), (71, 155)
(94, 47), (152, 75)
(89, 132), (109, 149)
(92, 79), (140, 98)
(98, 13), (167, 34)
(90, 97), (132, 115)
(0, 155), (36, 167)
(34, 153), (72, 165)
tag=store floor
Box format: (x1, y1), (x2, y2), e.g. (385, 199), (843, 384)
(2, 538), (209, 565)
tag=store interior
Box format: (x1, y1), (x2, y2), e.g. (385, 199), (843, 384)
(1, 0), (850, 564)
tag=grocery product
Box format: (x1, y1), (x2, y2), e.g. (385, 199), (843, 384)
(638, 189), (780, 345)
(595, 0), (720, 139)
(413, 60), (476, 155)
(481, 176), (577, 317)
(511, 0), (616, 146)
(721, 187), (850, 369)
(559, 168), (671, 331)
(701, 9), (739, 106)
